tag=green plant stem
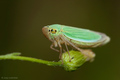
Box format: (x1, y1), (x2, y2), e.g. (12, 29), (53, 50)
(0, 50), (92, 71)
(0, 53), (62, 66)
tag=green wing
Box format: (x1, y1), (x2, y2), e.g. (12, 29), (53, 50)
(62, 25), (101, 42)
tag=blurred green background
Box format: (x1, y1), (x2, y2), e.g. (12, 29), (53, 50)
(0, 0), (120, 80)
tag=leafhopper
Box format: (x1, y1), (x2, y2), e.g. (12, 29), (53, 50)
(42, 24), (110, 61)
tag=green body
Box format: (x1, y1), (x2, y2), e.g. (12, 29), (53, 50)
(46, 24), (110, 48)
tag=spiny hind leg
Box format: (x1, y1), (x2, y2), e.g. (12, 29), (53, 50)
(69, 45), (95, 61)
(60, 35), (71, 62)
(67, 43), (95, 61)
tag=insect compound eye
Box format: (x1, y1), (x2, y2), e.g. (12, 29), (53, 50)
(55, 30), (57, 32)
(49, 30), (50, 32)
(51, 29), (53, 32)
(51, 29), (57, 34)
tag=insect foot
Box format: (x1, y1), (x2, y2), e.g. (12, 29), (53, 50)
(61, 50), (94, 71)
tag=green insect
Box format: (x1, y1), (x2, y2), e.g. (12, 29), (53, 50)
(42, 24), (110, 61)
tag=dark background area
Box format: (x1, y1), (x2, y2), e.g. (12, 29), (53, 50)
(0, 0), (120, 80)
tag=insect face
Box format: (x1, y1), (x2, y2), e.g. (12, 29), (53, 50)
(42, 26), (59, 42)
(49, 29), (57, 34)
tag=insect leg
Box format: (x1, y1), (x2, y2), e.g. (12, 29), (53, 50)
(60, 36), (95, 59)
(63, 49), (66, 52)
(65, 42), (71, 62)
(60, 35), (87, 55)
(50, 44), (59, 52)
(60, 35), (95, 61)
(57, 41), (62, 60)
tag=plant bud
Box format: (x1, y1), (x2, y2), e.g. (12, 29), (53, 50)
(62, 50), (95, 71)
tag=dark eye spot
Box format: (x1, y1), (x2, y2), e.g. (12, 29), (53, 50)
(55, 30), (57, 32)
(49, 30), (50, 32)
(51, 29), (53, 32)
